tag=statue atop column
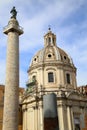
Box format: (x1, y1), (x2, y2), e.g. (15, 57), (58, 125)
(10, 6), (17, 19)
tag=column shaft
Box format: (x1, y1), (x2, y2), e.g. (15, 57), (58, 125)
(3, 32), (19, 130)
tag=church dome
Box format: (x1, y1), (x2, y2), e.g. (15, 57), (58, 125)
(29, 29), (74, 70)
(27, 28), (77, 90)
(30, 46), (73, 67)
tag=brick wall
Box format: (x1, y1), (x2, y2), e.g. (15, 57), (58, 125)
(82, 115), (87, 130)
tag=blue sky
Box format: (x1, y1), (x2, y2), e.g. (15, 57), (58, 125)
(0, 0), (87, 87)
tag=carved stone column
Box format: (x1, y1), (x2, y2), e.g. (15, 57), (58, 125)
(3, 8), (23, 130)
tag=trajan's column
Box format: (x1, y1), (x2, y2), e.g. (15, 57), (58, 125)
(3, 7), (23, 130)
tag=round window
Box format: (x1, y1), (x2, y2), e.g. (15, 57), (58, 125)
(48, 54), (52, 58)
(34, 58), (36, 61)
(64, 56), (66, 60)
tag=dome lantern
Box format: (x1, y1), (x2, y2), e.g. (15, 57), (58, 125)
(44, 28), (56, 47)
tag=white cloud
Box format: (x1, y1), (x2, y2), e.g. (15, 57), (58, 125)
(0, 0), (87, 87)
(18, 0), (86, 53)
(0, 0), (12, 7)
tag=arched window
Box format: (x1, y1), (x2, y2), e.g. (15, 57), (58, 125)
(48, 72), (54, 82)
(53, 38), (55, 44)
(32, 75), (36, 82)
(48, 37), (51, 43)
(66, 73), (70, 84)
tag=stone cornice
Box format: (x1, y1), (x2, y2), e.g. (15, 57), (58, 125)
(28, 62), (76, 73)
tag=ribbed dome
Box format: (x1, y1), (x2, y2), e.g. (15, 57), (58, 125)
(30, 45), (73, 67)
(29, 29), (74, 68)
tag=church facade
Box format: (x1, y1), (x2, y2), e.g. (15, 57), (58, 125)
(21, 29), (87, 130)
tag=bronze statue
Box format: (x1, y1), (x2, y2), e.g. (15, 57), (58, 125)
(10, 6), (17, 19)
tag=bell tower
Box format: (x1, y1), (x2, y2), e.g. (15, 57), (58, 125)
(3, 7), (23, 130)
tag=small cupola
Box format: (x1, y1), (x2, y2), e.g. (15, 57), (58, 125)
(44, 28), (56, 47)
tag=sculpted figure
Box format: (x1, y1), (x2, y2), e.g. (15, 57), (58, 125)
(10, 6), (17, 19)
